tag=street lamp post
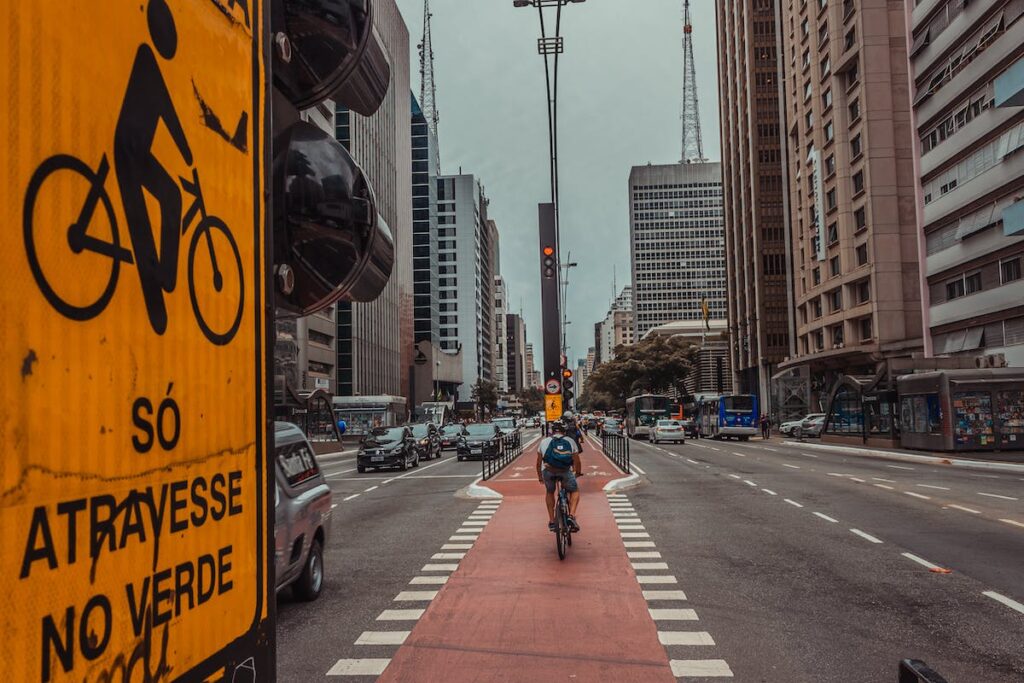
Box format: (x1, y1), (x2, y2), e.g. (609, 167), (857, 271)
(514, 0), (586, 369)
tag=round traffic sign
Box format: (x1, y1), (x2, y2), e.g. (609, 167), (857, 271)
(545, 378), (561, 394)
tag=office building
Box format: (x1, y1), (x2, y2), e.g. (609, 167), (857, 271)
(505, 313), (528, 394)
(525, 343), (540, 389)
(775, 0), (923, 400)
(412, 92), (440, 346)
(716, 0), (791, 408)
(494, 276), (509, 394)
(595, 285), (635, 364)
(908, 0), (1024, 365)
(437, 173), (499, 401)
(629, 163), (727, 340)
(335, 0), (412, 398)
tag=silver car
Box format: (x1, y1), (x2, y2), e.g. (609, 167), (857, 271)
(651, 419), (686, 444)
(275, 422), (333, 601)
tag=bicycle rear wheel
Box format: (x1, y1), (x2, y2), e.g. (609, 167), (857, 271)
(555, 494), (567, 560)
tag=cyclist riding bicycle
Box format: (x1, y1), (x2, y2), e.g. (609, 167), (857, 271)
(537, 420), (582, 533)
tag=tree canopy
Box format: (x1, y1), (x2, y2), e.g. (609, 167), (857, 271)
(584, 336), (697, 406)
(516, 386), (545, 415)
(471, 379), (499, 416)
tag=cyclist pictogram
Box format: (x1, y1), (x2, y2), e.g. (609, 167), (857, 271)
(21, 0), (244, 345)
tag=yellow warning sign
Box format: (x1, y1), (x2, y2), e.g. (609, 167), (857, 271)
(545, 395), (564, 422)
(0, 1), (269, 680)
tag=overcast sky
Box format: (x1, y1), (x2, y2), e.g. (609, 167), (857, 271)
(395, 0), (721, 368)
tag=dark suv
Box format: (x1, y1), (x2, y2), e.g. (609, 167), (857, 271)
(440, 423), (467, 450)
(357, 426), (419, 472)
(274, 422), (333, 601)
(410, 422), (442, 460)
(457, 423), (504, 461)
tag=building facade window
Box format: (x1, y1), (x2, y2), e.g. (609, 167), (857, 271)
(1001, 257), (1022, 284)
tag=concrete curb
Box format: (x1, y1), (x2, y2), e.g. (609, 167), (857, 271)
(603, 473), (642, 491)
(458, 479), (503, 500)
(782, 440), (1024, 473)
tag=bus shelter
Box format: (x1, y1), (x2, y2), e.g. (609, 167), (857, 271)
(822, 374), (900, 448)
(897, 369), (1024, 452)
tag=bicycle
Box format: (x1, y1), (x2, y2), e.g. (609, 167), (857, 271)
(552, 472), (583, 561)
(23, 154), (244, 345)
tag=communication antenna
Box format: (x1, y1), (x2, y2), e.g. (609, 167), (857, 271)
(418, 0), (440, 166)
(680, 0), (705, 163)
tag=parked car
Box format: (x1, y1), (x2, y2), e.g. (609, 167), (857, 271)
(651, 419), (686, 444)
(410, 422), (442, 460)
(799, 415), (827, 438)
(457, 423), (505, 461)
(440, 423), (467, 450)
(274, 422), (333, 601)
(780, 413), (825, 436)
(357, 426), (419, 472)
(680, 418), (698, 437)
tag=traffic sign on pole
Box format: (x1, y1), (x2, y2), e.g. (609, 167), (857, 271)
(545, 395), (564, 422)
(545, 378), (561, 395)
(1, 2), (271, 680)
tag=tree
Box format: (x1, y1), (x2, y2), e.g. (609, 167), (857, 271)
(471, 379), (499, 419)
(516, 386), (544, 415)
(587, 336), (698, 404)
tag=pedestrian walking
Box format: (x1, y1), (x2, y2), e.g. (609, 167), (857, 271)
(760, 414), (771, 440)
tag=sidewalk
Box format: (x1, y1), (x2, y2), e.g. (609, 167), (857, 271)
(378, 446), (675, 682)
(781, 438), (1024, 472)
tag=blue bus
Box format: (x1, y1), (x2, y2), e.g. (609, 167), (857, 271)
(625, 394), (672, 439)
(697, 394), (759, 440)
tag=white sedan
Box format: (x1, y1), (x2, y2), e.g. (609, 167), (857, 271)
(651, 419), (686, 444)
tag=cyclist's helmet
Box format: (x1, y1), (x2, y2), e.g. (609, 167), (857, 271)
(550, 420), (567, 434)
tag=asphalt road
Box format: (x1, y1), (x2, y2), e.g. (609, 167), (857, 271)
(625, 434), (1024, 681)
(275, 430), (1024, 681)
(275, 430), (543, 681)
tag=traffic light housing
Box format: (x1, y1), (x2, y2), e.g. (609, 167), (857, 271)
(271, 0), (395, 316)
(541, 245), (556, 279)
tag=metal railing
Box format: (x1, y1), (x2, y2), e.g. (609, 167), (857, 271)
(482, 431), (523, 481)
(898, 660), (948, 683)
(601, 433), (630, 474)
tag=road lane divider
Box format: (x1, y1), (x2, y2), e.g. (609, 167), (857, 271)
(813, 512), (839, 523)
(983, 591), (1024, 615)
(900, 553), (949, 573)
(850, 529), (883, 544)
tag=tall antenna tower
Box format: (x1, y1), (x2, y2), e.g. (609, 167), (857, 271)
(680, 0), (705, 163)
(418, 0), (440, 162)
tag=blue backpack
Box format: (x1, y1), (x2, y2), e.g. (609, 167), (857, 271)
(543, 437), (575, 469)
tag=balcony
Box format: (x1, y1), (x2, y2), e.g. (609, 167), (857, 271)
(995, 56), (1024, 108)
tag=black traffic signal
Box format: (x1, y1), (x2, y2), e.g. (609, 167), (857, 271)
(564, 389), (574, 401)
(271, 0), (395, 316)
(541, 245), (556, 279)
(562, 379), (574, 391)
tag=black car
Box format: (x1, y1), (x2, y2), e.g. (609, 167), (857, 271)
(357, 426), (419, 472)
(457, 423), (504, 461)
(439, 423), (467, 450)
(410, 422), (442, 460)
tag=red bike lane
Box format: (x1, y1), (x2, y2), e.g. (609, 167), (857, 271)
(377, 443), (675, 682)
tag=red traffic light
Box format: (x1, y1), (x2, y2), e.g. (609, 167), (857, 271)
(543, 246), (554, 256)
(562, 368), (573, 379)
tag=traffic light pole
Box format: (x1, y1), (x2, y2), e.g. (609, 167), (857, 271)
(539, 203), (561, 394)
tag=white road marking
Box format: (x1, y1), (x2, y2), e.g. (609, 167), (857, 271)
(813, 512), (839, 523)
(874, 484), (895, 490)
(728, 474), (742, 480)
(632, 562), (670, 570)
(707, 447), (721, 452)
(761, 447), (778, 452)
(618, 525), (646, 531)
(670, 660), (734, 678)
(648, 608), (696, 619)
(659, 631), (715, 646)
(376, 609), (426, 621)
(461, 520), (488, 526)
(621, 532), (652, 538)
(887, 464), (915, 470)
(607, 493), (627, 498)
(978, 492), (1018, 501)
(983, 591), (1024, 615)
(394, 591), (438, 601)
(762, 489), (778, 496)
(614, 513), (639, 518)
(331, 503), (338, 509)
(732, 452), (747, 457)
(431, 553), (465, 560)
(784, 499), (804, 508)
(999, 518), (1024, 529)
(624, 541), (656, 548)
(850, 477), (865, 483)
(904, 491), (931, 500)
(454, 529), (480, 535)
(327, 659), (391, 676)
(901, 553), (945, 571)
(687, 458), (700, 464)
(364, 486), (379, 493)
(637, 575), (678, 584)
(382, 479), (395, 484)
(850, 529), (883, 544)
(946, 505), (980, 514)
(410, 576), (447, 585)
(744, 480), (757, 487)
(343, 494), (360, 501)
(450, 535), (478, 541)
(827, 473), (845, 478)
(631, 463), (648, 475)
(355, 631), (409, 646)
(421, 564), (459, 572)
(323, 467), (359, 479)
(644, 590), (687, 600)
(783, 464), (800, 469)
(629, 551), (662, 559)
(800, 452), (819, 458)
(442, 544), (473, 550)
(918, 484), (950, 491)
(872, 477), (895, 483)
